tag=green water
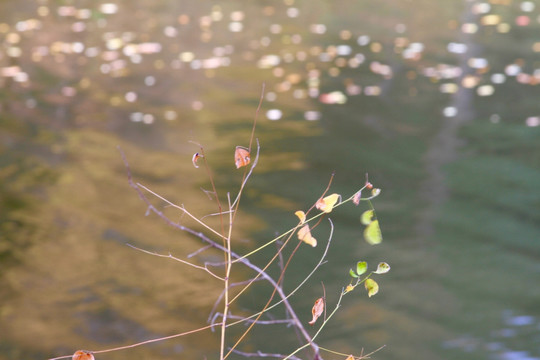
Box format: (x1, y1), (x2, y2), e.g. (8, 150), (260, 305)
(1, 1), (539, 359)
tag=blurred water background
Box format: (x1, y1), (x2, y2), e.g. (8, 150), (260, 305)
(1, 1), (539, 359)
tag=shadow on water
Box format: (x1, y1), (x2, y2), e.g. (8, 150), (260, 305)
(1, 1), (540, 360)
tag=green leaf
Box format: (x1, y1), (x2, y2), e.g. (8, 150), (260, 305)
(365, 279), (379, 297)
(364, 219), (382, 245)
(349, 269), (358, 278)
(375, 262), (390, 274)
(360, 210), (374, 225)
(356, 261), (367, 275)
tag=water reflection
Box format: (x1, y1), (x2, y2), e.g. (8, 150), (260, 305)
(444, 310), (540, 360)
(1, 1), (539, 359)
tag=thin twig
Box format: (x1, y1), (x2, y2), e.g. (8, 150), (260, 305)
(126, 243), (225, 281)
(219, 193), (234, 360)
(318, 344), (387, 360)
(188, 244), (213, 258)
(231, 349), (302, 360)
(48, 323), (221, 360)
(321, 282), (327, 323)
(305, 172), (336, 217)
(248, 82), (265, 152)
(218, 315), (294, 326)
(193, 141), (227, 245)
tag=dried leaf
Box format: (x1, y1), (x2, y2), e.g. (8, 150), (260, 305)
(375, 262), (391, 274)
(315, 193), (341, 213)
(192, 152), (203, 168)
(352, 189), (362, 206)
(234, 146), (251, 169)
(298, 224), (317, 247)
(345, 284), (355, 293)
(308, 297), (325, 325)
(294, 210), (306, 224)
(72, 350), (95, 360)
(345, 356), (355, 360)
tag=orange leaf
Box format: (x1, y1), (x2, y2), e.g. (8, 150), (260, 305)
(234, 146), (251, 169)
(308, 297), (325, 325)
(72, 350), (95, 360)
(297, 224), (317, 247)
(345, 355), (355, 360)
(315, 193), (341, 213)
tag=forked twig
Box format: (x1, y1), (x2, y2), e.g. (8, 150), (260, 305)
(135, 182), (227, 242)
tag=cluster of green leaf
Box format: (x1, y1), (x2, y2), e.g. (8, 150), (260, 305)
(348, 261), (390, 298)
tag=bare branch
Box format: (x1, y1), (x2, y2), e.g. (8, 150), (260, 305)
(118, 146), (320, 356)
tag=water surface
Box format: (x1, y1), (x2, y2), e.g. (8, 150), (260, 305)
(1, 1), (539, 359)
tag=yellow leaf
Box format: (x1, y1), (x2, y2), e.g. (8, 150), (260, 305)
(365, 278), (379, 297)
(345, 356), (355, 360)
(294, 210), (306, 224)
(315, 193), (341, 213)
(364, 219), (382, 245)
(298, 224), (317, 247)
(345, 284), (355, 293)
